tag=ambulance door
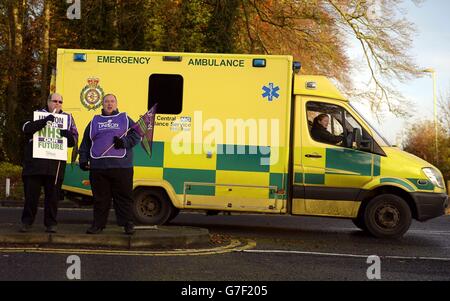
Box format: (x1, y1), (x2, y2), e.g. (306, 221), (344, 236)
(298, 98), (373, 217)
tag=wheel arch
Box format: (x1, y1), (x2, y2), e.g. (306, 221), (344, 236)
(358, 185), (418, 220)
(133, 181), (180, 209)
(132, 185), (180, 225)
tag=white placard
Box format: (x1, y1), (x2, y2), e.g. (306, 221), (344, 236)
(32, 111), (68, 161)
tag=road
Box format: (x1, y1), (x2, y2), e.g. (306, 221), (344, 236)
(0, 207), (449, 282)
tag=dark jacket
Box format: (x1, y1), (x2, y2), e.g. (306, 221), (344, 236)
(22, 108), (76, 178)
(311, 124), (343, 145)
(79, 109), (141, 169)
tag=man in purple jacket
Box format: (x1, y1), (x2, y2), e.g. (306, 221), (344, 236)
(79, 94), (140, 235)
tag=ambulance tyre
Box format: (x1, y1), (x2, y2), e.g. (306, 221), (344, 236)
(352, 216), (367, 231)
(167, 207), (180, 223)
(132, 188), (174, 225)
(364, 194), (412, 239)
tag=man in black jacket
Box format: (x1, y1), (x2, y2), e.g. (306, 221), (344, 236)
(20, 93), (78, 233)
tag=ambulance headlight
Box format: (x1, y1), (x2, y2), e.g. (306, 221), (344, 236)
(422, 168), (444, 189)
(73, 53), (87, 62)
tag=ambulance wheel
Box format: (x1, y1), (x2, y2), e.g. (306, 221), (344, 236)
(132, 189), (174, 225)
(352, 216), (367, 231)
(167, 208), (180, 223)
(364, 194), (411, 239)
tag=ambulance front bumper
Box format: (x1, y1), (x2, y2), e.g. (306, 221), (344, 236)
(411, 192), (448, 221)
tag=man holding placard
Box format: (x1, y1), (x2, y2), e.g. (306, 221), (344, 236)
(20, 93), (78, 233)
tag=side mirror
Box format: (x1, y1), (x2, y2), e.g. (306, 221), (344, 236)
(353, 128), (361, 149)
(360, 139), (372, 152)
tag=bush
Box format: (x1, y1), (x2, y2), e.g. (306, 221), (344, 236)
(0, 162), (23, 200)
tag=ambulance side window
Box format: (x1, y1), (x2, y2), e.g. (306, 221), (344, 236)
(306, 101), (374, 152)
(148, 74), (183, 114)
(306, 102), (345, 147)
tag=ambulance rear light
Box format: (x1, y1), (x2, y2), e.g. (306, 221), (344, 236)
(73, 53), (87, 62)
(163, 56), (182, 62)
(293, 61), (301, 73)
(252, 59), (266, 68)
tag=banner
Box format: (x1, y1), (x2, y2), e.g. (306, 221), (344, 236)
(32, 111), (68, 161)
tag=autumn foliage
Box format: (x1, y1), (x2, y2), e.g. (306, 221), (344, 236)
(403, 120), (450, 183)
(0, 0), (424, 164)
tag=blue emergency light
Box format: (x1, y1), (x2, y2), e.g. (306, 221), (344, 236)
(73, 53), (87, 62)
(293, 61), (301, 73)
(252, 59), (266, 68)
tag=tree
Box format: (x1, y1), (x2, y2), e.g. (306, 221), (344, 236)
(439, 88), (450, 134)
(324, 0), (421, 116)
(0, 0), (427, 164)
(3, 0), (26, 164)
(204, 0), (240, 53)
(178, 0), (211, 52)
(0, 2), (8, 161)
(403, 120), (450, 182)
(235, 0), (351, 87)
(233, 0), (420, 116)
(40, 0), (51, 101)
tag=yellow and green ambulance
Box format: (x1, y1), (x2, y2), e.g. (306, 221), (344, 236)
(57, 48), (448, 238)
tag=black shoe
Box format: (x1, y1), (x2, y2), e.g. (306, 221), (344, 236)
(86, 225), (104, 234)
(45, 225), (57, 233)
(19, 224), (32, 233)
(124, 222), (135, 235)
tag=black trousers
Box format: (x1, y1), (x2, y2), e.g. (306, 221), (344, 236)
(21, 175), (62, 227)
(89, 168), (134, 228)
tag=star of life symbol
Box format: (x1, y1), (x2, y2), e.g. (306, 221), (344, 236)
(262, 83), (280, 101)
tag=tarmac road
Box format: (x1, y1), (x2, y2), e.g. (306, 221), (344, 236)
(0, 207), (449, 281)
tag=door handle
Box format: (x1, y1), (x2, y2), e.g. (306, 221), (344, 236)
(305, 153), (322, 158)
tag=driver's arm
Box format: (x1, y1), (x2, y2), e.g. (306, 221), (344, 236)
(325, 131), (344, 144)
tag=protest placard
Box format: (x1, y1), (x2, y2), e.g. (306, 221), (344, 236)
(32, 111), (68, 161)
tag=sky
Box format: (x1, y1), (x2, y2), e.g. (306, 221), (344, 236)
(348, 0), (450, 146)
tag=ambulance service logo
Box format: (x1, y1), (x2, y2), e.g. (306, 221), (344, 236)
(80, 77), (104, 111)
(262, 83), (280, 101)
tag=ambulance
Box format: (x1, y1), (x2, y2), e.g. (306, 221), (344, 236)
(57, 48), (448, 238)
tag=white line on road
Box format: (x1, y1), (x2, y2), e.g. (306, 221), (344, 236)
(240, 249), (450, 261)
(340, 228), (450, 236)
(407, 229), (450, 235)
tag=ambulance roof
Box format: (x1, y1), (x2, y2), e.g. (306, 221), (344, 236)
(294, 75), (347, 101)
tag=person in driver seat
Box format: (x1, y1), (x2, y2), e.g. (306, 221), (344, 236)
(311, 114), (343, 145)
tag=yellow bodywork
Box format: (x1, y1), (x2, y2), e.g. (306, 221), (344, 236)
(58, 48), (446, 220)
(59, 49), (292, 213)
